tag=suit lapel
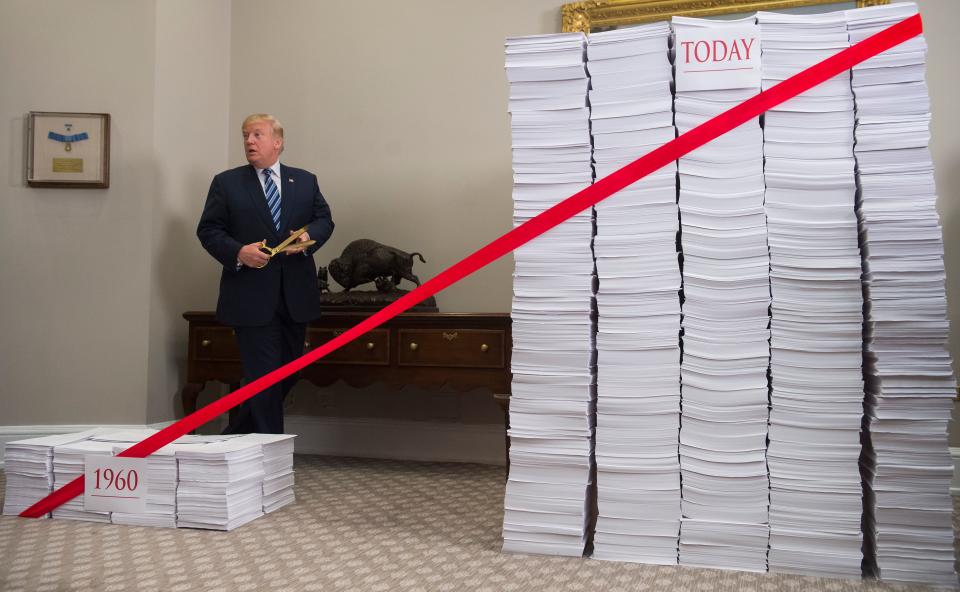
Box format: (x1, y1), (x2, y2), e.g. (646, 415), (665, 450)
(278, 164), (296, 234)
(243, 164), (281, 241)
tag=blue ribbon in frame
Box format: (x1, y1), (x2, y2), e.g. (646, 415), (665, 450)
(48, 131), (89, 143)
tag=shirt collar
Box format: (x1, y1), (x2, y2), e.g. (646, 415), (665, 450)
(257, 161), (281, 179)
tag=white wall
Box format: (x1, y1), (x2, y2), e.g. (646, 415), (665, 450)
(0, 0), (157, 424)
(0, 0), (230, 426)
(227, 0), (564, 314)
(916, 0), (960, 445)
(147, 0), (231, 424)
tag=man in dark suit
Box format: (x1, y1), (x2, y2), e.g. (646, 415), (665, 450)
(197, 113), (334, 434)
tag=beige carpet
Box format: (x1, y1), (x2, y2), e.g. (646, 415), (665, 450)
(0, 456), (956, 591)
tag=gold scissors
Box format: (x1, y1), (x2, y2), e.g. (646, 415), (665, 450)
(254, 226), (316, 267)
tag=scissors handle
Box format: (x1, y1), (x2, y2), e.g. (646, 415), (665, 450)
(256, 236), (316, 261)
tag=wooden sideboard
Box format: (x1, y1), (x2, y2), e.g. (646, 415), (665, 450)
(181, 311), (512, 433)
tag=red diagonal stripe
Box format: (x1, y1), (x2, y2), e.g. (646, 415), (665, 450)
(20, 12), (923, 519)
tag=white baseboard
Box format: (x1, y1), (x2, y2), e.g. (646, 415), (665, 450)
(284, 415), (506, 466)
(0, 418), (506, 468)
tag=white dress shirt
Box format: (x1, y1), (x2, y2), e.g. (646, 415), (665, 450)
(255, 161), (282, 198)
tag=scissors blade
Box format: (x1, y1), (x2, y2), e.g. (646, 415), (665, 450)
(269, 226), (310, 257)
(279, 239), (315, 253)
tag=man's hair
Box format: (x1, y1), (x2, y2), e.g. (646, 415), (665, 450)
(242, 113), (284, 139)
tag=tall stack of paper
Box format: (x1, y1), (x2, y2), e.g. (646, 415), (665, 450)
(758, 10), (866, 579)
(1, 430), (100, 517)
(176, 437), (265, 531)
(673, 16), (770, 573)
(241, 433), (297, 513)
(503, 32), (596, 557)
(586, 22), (682, 566)
(847, 3), (957, 587)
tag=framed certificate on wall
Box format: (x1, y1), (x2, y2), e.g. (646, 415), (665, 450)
(26, 111), (110, 188)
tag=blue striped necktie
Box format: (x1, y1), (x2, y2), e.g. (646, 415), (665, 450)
(263, 168), (281, 231)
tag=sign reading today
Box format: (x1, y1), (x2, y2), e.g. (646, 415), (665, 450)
(83, 455), (148, 514)
(674, 23), (761, 92)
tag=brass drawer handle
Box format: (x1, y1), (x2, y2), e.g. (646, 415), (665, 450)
(409, 342), (418, 351)
(481, 344), (489, 353)
(366, 342), (375, 350)
(201, 339), (212, 347)
(443, 331), (458, 341)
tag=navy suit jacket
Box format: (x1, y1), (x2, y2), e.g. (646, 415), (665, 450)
(197, 163), (334, 327)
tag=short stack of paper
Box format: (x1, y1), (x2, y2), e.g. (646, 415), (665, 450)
(110, 442), (185, 528)
(2, 430), (295, 531)
(673, 15), (771, 574)
(503, 32), (596, 557)
(758, 10), (866, 579)
(586, 22), (682, 566)
(51, 439), (118, 522)
(2, 430), (100, 517)
(176, 437), (265, 531)
(242, 433), (297, 513)
(50, 429), (161, 523)
(848, 2), (957, 587)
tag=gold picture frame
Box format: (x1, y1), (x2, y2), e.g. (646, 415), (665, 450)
(26, 111), (111, 188)
(561, 0), (889, 33)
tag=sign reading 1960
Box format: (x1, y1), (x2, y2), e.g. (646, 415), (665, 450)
(83, 456), (148, 514)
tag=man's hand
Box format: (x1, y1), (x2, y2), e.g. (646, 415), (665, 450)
(238, 242), (270, 268)
(284, 230), (311, 255)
